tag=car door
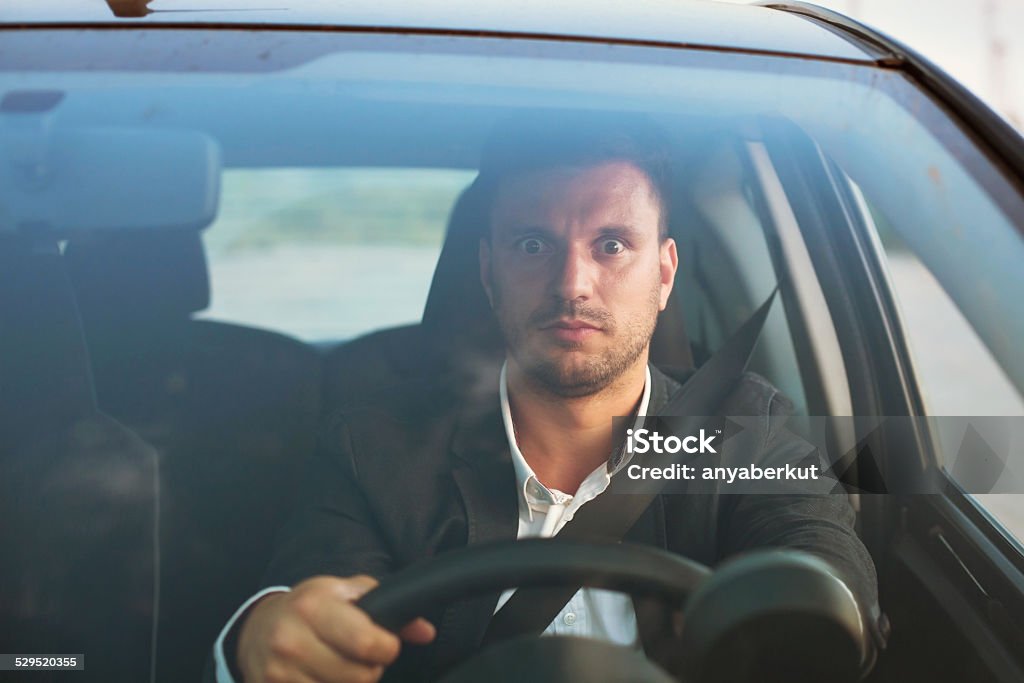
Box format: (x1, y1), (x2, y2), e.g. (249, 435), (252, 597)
(753, 83), (1024, 681)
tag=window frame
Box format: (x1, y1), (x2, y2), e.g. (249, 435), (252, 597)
(762, 113), (1024, 678)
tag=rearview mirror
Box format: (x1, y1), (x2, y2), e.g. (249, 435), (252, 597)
(0, 122), (220, 236)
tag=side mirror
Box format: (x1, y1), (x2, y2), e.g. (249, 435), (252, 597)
(680, 550), (867, 683)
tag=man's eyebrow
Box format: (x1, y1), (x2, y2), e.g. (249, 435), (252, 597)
(596, 225), (645, 240)
(500, 224), (556, 239)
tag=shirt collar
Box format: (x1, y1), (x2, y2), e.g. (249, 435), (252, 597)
(499, 360), (652, 520)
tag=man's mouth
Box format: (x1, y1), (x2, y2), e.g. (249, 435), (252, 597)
(542, 319), (602, 343)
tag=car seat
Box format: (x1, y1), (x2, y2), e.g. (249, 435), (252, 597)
(0, 235), (158, 682)
(64, 230), (322, 683)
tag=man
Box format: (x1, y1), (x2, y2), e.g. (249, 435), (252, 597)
(212, 117), (881, 683)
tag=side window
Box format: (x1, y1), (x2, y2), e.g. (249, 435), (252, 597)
(724, 139), (854, 419)
(199, 167), (475, 342)
(863, 194), (1024, 546)
(678, 139), (811, 410)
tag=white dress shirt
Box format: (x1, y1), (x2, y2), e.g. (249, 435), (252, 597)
(214, 362), (652, 682)
(494, 361), (651, 645)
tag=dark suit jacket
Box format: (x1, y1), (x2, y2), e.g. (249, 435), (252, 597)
(260, 365), (880, 681)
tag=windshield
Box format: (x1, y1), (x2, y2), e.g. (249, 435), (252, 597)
(3, 27), (1024, 683)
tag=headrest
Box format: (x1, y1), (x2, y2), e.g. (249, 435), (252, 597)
(0, 236), (97, 442)
(422, 179), (504, 367)
(65, 230), (210, 323)
(421, 180), (695, 371)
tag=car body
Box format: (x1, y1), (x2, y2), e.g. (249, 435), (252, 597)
(2, 1), (1023, 681)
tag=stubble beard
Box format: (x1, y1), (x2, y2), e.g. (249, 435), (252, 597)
(492, 279), (662, 399)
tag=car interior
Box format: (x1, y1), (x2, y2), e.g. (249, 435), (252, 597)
(2, 116), (822, 682)
(63, 229), (323, 681)
(3, 42), (1024, 680)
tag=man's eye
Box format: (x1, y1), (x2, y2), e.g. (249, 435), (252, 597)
(518, 237), (550, 255)
(601, 239), (626, 255)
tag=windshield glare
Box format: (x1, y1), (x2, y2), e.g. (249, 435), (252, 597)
(4, 32), (1018, 354)
(4, 27), (1024, 683)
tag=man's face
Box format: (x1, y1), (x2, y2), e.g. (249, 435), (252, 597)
(480, 160), (678, 397)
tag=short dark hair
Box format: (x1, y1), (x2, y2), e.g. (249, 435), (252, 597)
(476, 112), (673, 240)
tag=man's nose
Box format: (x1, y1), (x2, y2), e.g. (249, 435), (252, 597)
(552, 243), (595, 302)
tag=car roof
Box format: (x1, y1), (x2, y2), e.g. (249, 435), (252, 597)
(2, 0), (877, 64)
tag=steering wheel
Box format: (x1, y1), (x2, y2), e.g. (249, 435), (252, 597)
(356, 538), (709, 682)
(356, 538), (870, 683)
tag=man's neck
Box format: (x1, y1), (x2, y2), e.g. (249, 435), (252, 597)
(506, 357), (648, 495)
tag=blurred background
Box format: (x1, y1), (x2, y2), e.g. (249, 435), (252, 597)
(720, 0), (1024, 130)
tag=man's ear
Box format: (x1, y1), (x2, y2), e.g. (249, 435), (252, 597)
(659, 237), (679, 311)
(479, 237), (495, 309)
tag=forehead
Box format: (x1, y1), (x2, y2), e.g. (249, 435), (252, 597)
(490, 161), (660, 234)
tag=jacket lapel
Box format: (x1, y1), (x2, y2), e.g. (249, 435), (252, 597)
(432, 389), (519, 674)
(646, 364), (690, 416)
(449, 391), (519, 546)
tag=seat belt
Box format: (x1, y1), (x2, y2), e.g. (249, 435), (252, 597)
(481, 288), (777, 645)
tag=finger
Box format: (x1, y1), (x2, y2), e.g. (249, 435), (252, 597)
(398, 618), (436, 645)
(327, 575), (379, 601)
(268, 667), (320, 683)
(306, 658), (384, 683)
(286, 631), (385, 683)
(308, 602), (401, 666)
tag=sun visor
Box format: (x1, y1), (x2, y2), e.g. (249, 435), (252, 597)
(0, 115), (220, 236)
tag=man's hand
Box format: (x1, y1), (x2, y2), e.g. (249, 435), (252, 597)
(237, 575), (436, 683)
